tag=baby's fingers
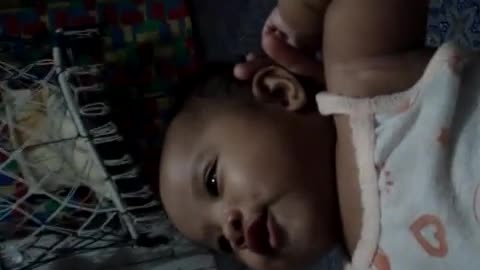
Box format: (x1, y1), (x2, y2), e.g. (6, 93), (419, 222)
(262, 32), (324, 83)
(234, 54), (273, 81)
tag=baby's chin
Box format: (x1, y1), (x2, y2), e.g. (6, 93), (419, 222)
(241, 252), (317, 270)
(240, 238), (325, 270)
(249, 206), (336, 269)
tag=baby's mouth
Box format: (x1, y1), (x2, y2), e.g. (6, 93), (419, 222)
(245, 211), (282, 255)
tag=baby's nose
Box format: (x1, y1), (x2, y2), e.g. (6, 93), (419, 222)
(224, 210), (247, 250)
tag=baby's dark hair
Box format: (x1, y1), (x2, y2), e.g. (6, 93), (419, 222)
(167, 63), (252, 123)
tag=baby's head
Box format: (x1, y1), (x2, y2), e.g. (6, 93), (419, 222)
(159, 65), (340, 270)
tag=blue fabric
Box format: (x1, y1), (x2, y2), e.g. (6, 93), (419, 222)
(427, 0), (480, 49)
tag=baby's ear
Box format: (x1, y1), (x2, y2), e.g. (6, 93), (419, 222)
(252, 66), (307, 111)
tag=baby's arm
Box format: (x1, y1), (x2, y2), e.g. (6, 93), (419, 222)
(236, 0), (431, 94)
(323, 0), (430, 97)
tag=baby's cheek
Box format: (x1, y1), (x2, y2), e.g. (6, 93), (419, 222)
(239, 251), (286, 270)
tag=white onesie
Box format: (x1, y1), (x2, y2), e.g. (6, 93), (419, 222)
(316, 43), (480, 270)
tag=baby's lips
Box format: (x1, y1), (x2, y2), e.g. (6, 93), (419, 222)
(245, 212), (273, 255)
(267, 213), (282, 250)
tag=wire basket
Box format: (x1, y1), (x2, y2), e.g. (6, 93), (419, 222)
(0, 28), (171, 270)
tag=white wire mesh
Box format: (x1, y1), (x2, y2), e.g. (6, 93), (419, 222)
(0, 56), (167, 270)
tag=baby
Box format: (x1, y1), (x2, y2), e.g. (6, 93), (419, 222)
(160, 0), (480, 270)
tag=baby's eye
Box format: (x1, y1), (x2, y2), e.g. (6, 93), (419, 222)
(218, 235), (233, 254)
(205, 160), (219, 197)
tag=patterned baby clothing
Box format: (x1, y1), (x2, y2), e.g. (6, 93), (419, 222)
(316, 43), (480, 270)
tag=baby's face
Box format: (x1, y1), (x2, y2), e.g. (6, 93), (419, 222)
(160, 97), (339, 270)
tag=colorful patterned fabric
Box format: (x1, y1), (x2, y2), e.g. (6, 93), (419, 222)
(0, 0), (196, 92)
(427, 0), (480, 49)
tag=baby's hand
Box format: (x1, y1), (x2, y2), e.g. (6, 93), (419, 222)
(263, 6), (321, 52)
(234, 3), (325, 83)
(263, 7), (298, 49)
(234, 37), (324, 85)
(233, 40), (324, 84)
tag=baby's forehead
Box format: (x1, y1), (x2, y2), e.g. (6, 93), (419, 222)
(159, 113), (207, 233)
(160, 120), (196, 196)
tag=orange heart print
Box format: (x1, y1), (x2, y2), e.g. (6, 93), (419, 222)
(409, 214), (448, 258)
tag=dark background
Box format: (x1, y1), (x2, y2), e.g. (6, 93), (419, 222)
(190, 0), (276, 62)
